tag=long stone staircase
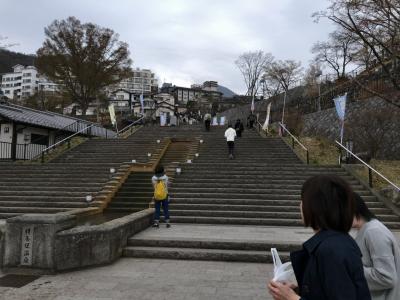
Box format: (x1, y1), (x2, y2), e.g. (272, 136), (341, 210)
(0, 129), (170, 218)
(123, 126), (400, 262)
(0, 126), (202, 218)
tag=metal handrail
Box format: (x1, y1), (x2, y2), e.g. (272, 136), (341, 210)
(117, 116), (144, 137)
(336, 140), (400, 191)
(38, 124), (95, 163)
(279, 122), (309, 164)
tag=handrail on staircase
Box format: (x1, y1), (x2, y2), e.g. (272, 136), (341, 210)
(336, 140), (400, 191)
(39, 124), (95, 163)
(117, 116), (144, 138)
(279, 122), (309, 164)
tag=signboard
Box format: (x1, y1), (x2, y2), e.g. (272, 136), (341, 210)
(20, 226), (34, 266)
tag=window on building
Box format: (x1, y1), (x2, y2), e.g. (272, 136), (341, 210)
(31, 134), (49, 146)
(4, 90), (10, 94)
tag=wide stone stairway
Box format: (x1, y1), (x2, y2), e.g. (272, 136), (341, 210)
(123, 126), (400, 262)
(0, 126), (199, 218)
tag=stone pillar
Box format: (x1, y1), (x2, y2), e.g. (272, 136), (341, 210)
(2, 214), (76, 274)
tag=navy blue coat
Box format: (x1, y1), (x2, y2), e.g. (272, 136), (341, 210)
(290, 230), (371, 300)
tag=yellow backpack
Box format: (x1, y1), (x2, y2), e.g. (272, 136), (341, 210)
(154, 180), (167, 201)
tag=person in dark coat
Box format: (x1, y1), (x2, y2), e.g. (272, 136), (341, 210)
(234, 119), (244, 137)
(268, 175), (371, 300)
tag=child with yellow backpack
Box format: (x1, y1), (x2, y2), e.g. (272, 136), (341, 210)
(152, 165), (170, 228)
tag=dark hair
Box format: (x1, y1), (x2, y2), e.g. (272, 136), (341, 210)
(228, 124), (232, 128)
(301, 175), (355, 232)
(354, 192), (376, 221)
(155, 165), (164, 176)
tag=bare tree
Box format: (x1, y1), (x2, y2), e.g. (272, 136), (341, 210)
(312, 30), (355, 79)
(235, 51), (274, 97)
(261, 73), (284, 99)
(264, 60), (303, 92)
(36, 17), (133, 115)
(314, 0), (400, 107)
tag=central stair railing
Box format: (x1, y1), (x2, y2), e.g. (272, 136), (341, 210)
(279, 122), (309, 164)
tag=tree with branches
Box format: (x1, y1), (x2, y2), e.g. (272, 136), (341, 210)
(264, 60), (303, 93)
(36, 17), (133, 115)
(314, 0), (400, 107)
(312, 30), (355, 79)
(235, 51), (274, 98)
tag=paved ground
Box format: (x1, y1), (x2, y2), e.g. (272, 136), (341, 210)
(0, 258), (274, 300)
(1, 224), (399, 299)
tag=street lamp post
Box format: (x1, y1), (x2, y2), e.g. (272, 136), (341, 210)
(315, 71), (323, 111)
(281, 89), (287, 124)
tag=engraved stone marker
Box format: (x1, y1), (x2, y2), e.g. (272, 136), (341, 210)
(20, 225), (34, 266)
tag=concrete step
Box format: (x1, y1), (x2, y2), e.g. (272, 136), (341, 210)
(0, 201), (89, 208)
(172, 216), (302, 226)
(127, 237), (301, 252)
(123, 246), (290, 263)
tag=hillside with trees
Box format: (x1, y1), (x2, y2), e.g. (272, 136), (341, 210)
(0, 49), (35, 73)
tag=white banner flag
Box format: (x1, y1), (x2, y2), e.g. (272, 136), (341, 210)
(333, 93), (347, 121)
(140, 94), (144, 115)
(108, 104), (116, 126)
(262, 102), (272, 131)
(333, 93), (347, 143)
(250, 96), (255, 112)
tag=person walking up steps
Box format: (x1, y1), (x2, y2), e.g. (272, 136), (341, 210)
(224, 124), (237, 159)
(204, 112), (211, 131)
(152, 165), (170, 228)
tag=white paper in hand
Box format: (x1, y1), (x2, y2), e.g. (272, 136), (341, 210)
(271, 248), (296, 284)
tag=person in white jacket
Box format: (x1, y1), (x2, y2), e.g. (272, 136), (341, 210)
(353, 193), (400, 300)
(224, 124), (237, 159)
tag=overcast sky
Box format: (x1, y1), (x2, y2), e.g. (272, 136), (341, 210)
(0, 0), (334, 94)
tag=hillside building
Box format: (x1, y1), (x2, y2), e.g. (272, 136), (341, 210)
(0, 65), (60, 100)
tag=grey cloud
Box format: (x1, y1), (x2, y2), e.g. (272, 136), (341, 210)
(0, 0), (334, 94)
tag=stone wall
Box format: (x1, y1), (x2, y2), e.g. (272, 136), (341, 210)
(2, 209), (154, 274)
(302, 97), (400, 159)
(55, 209), (153, 271)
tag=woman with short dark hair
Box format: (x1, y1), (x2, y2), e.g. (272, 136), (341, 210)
(353, 193), (400, 300)
(268, 175), (371, 300)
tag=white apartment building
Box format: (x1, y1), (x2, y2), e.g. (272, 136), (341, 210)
(0, 65), (60, 100)
(109, 68), (159, 100)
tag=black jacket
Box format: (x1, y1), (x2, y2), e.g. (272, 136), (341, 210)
(290, 230), (371, 300)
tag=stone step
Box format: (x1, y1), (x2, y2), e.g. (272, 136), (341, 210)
(172, 216), (302, 226)
(165, 203), (392, 214)
(0, 196), (92, 202)
(0, 201), (88, 208)
(0, 186), (102, 192)
(169, 209), (400, 222)
(164, 190), (372, 197)
(127, 237), (301, 252)
(122, 246), (290, 263)
(0, 206), (72, 213)
(0, 191), (95, 196)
